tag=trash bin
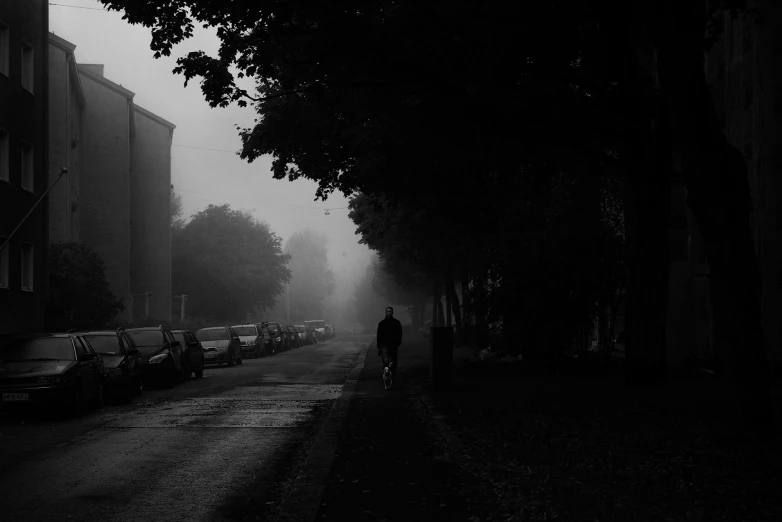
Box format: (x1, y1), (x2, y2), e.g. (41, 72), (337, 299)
(430, 326), (454, 390)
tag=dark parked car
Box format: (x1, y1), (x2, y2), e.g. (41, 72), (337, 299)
(170, 329), (205, 378)
(126, 326), (187, 386)
(0, 332), (106, 410)
(265, 322), (289, 352)
(197, 326), (242, 366)
(232, 324), (265, 358)
(79, 328), (144, 397)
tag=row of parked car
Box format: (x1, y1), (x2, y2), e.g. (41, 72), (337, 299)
(0, 320), (322, 413)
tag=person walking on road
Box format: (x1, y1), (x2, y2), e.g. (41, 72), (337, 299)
(377, 306), (403, 380)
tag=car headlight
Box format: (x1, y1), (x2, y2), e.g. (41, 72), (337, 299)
(149, 351), (170, 363)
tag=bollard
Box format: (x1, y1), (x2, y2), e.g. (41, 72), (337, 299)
(430, 326), (454, 391)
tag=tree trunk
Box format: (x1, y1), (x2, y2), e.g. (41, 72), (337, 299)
(460, 271), (472, 344)
(446, 272), (463, 339)
(622, 5), (670, 385)
(474, 271), (488, 350)
(432, 276), (439, 327)
(655, 1), (771, 431)
(444, 273), (452, 327)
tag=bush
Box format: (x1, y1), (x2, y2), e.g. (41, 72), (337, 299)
(47, 241), (124, 331)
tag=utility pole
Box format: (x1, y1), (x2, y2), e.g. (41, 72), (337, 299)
(286, 282), (291, 323)
(174, 294), (187, 322)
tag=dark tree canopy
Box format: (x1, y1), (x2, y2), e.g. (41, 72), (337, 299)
(172, 204), (291, 321)
(47, 241), (125, 330)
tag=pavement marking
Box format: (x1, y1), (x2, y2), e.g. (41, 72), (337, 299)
(274, 344), (369, 522)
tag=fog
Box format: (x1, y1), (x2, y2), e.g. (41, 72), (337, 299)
(51, 2), (375, 326)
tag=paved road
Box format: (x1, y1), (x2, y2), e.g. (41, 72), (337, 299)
(0, 335), (370, 522)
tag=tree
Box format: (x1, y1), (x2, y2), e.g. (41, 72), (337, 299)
(104, 0), (771, 426)
(173, 204), (291, 321)
(349, 257), (388, 333)
(47, 241), (124, 331)
(171, 189), (185, 230)
(650, 0), (770, 430)
(284, 228), (335, 322)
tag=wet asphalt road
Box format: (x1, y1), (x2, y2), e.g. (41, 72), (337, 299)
(0, 335), (370, 522)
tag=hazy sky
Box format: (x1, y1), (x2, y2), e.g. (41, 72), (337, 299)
(50, 1), (373, 284)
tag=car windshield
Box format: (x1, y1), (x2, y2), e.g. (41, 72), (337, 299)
(233, 326), (257, 336)
(0, 337), (75, 362)
(83, 335), (124, 355)
(197, 329), (228, 341)
(127, 330), (164, 348)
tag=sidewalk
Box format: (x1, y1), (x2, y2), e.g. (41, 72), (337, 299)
(311, 338), (472, 522)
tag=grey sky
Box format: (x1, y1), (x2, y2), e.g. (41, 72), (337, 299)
(50, 1), (373, 289)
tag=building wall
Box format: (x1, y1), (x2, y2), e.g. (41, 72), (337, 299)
(47, 35), (84, 244)
(130, 107), (173, 322)
(0, 0), (49, 335)
(77, 66), (132, 321)
(67, 63), (83, 242)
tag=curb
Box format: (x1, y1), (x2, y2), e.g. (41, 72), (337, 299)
(274, 342), (369, 522)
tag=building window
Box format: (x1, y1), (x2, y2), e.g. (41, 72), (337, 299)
(0, 22), (8, 77)
(20, 242), (33, 291)
(20, 142), (33, 192)
(20, 40), (33, 93)
(0, 128), (8, 182)
(0, 237), (8, 289)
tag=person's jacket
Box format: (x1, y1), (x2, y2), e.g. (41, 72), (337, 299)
(377, 316), (403, 348)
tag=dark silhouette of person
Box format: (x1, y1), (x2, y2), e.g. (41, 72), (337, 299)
(377, 306), (403, 379)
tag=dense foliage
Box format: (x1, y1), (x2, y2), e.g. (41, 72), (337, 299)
(103, 0), (772, 427)
(47, 241), (125, 331)
(172, 204), (291, 322)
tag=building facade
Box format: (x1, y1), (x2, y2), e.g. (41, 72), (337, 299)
(47, 34), (175, 324)
(0, 1), (49, 335)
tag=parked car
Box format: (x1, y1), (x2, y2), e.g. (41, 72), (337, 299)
(197, 326), (243, 366)
(0, 332), (106, 410)
(294, 325), (309, 345)
(126, 326), (187, 386)
(265, 322), (289, 352)
(232, 324), (265, 358)
(170, 329), (205, 378)
(79, 328), (144, 397)
(256, 324), (277, 355)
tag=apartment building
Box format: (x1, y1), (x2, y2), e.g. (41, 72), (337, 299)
(0, 1), (49, 335)
(48, 33), (175, 324)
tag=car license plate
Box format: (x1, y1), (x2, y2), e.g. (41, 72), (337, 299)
(205, 353), (216, 359)
(3, 392), (29, 402)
